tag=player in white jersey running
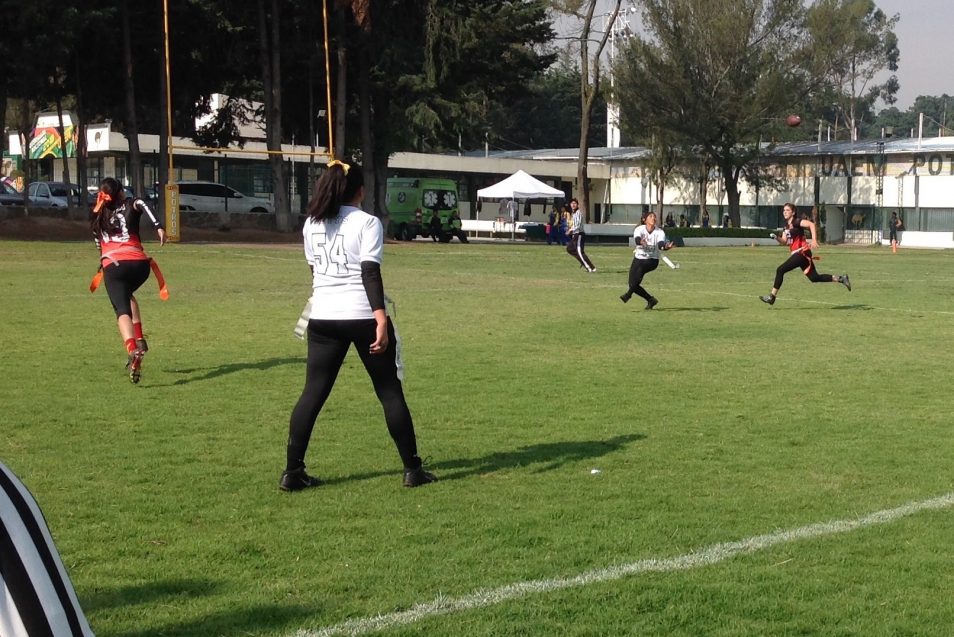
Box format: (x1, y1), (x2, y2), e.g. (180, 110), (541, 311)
(619, 211), (675, 309)
(281, 160), (437, 491)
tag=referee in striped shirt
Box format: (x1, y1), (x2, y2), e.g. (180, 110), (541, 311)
(1, 460), (95, 636)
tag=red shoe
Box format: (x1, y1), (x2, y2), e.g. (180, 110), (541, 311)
(126, 348), (145, 384)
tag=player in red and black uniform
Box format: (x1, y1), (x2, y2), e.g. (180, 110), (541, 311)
(90, 177), (166, 382)
(760, 202), (850, 305)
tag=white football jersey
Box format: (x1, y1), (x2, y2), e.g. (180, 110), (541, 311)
(633, 225), (667, 260)
(303, 205), (384, 320)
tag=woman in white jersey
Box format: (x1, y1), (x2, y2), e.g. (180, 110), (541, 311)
(565, 198), (596, 272)
(281, 160), (436, 491)
(619, 212), (674, 309)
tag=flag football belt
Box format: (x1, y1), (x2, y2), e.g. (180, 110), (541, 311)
(89, 249), (169, 300)
(794, 246), (820, 275)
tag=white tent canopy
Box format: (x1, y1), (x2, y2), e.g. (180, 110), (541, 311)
(476, 170), (564, 200)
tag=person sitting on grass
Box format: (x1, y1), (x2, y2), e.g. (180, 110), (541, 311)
(446, 210), (468, 243)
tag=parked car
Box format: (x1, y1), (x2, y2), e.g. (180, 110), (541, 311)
(86, 184), (159, 204)
(0, 181), (25, 205)
(176, 181), (273, 213)
(136, 186), (159, 203)
(28, 181), (81, 207)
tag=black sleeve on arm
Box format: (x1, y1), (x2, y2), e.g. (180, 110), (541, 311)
(360, 261), (386, 312)
(136, 199), (163, 230)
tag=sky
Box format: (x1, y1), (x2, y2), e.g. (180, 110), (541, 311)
(554, 0), (954, 111)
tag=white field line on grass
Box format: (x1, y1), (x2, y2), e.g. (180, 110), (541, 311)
(292, 492), (954, 637)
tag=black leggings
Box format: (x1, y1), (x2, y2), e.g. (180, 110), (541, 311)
(626, 258), (659, 300)
(287, 318), (419, 471)
(567, 234), (596, 270)
(103, 260), (151, 317)
(774, 251), (834, 290)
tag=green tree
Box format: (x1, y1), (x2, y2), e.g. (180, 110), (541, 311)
(489, 56), (606, 150)
(397, 0), (555, 152)
(908, 95), (954, 137)
(553, 0), (622, 220)
(2, 0), (84, 204)
(805, 0), (899, 139)
(332, 0), (554, 217)
(613, 0), (810, 226)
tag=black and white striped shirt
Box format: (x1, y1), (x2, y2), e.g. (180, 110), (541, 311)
(1, 460), (94, 636)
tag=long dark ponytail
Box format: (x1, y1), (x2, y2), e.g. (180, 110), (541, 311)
(306, 160), (364, 221)
(90, 177), (124, 237)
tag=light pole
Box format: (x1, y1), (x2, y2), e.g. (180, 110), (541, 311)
(602, 3), (638, 148)
(876, 139), (885, 236)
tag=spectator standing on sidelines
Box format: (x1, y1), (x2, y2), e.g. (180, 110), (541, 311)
(89, 177), (167, 384)
(558, 204), (570, 245)
(546, 206), (558, 245)
(1, 459), (96, 636)
(620, 211), (674, 309)
(760, 202), (851, 305)
(889, 211), (904, 253)
(282, 160), (437, 491)
(565, 198), (596, 272)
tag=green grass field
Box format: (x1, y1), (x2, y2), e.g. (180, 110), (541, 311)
(1, 238), (952, 637)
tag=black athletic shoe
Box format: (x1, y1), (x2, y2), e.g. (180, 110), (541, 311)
(645, 296), (658, 310)
(279, 467), (323, 492)
(403, 467), (438, 488)
(759, 295), (776, 305)
(136, 338), (148, 353)
(841, 274), (851, 291)
(620, 294), (630, 303)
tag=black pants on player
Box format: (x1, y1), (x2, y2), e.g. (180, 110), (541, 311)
(567, 233), (596, 272)
(103, 259), (151, 317)
(773, 251), (833, 290)
(287, 318), (420, 471)
(622, 257), (659, 301)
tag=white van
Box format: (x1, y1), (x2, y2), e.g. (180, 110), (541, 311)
(177, 181), (274, 213)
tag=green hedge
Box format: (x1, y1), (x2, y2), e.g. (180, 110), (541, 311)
(663, 226), (769, 239)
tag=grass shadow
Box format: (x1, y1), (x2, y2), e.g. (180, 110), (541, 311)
(780, 304), (871, 311)
(321, 433), (646, 486)
(82, 579), (219, 612)
(158, 356), (304, 386)
(437, 433), (647, 480)
(107, 603), (317, 637)
(830, 304), (872, 310)
(647, 306), (729, 312)
(85, 579), (318, 637)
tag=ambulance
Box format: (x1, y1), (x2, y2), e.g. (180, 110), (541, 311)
(384, 177), (460, 240)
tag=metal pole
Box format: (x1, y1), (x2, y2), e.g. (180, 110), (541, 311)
(162, 0), (173, 178)
(162, 0), (180, 241)
(321, 0), (334, 158)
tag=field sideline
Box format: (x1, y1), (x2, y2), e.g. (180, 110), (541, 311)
(1, 239), (952, 636)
